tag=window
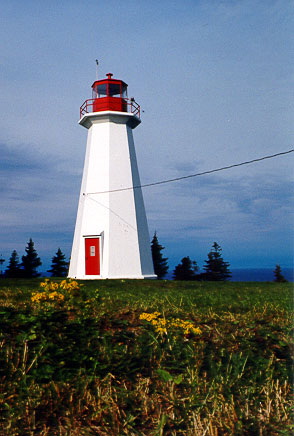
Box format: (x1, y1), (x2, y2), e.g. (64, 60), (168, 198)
(97, 83), (107, 98)
(121, 84), (128, 98)
(108, 83), (121, 97)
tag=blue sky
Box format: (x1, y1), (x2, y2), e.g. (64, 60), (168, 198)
(0, 0), (293, 273)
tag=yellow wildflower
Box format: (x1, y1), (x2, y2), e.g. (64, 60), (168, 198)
(139, 311), (201, 337)
(32, 279), (81, 304)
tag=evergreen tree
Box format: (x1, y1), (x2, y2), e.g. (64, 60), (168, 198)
(273, 264), (287, 282)
(173, 256), (198, 280)
(21, 238), (42, 278)
(48, 248), (68, 277)
(203, 242), (231, 281)
(5, 250), (21, 278)
(0, 254), (5, 278)
(151, 232), (169, 279)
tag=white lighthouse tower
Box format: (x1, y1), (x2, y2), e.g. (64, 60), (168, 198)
(68, 73), (156, 279)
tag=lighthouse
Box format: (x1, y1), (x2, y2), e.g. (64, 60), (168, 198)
(68, 73), (156, 279)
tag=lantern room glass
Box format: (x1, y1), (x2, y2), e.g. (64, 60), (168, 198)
(97, 83), (107, 98)
(108, 83), (121, 97)
(92, 80), (128, 99)
(121, 84), (127, 98)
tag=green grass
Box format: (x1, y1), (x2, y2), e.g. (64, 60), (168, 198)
(1, 278), (293, 435)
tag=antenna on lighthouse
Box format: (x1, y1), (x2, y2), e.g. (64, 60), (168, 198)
(95, 59), (99, 80)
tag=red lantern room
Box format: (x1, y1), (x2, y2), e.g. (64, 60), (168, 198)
(80, 73), (140, 119)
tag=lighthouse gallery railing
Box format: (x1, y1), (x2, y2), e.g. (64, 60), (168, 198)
(80, 98), (140, 119)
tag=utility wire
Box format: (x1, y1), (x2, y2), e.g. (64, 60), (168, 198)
(84, 148), (294, 196)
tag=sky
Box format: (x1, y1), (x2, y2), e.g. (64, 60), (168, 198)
(0, 0), (293, 274)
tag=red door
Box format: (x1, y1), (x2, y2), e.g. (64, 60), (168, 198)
(85, 238), (100, 275)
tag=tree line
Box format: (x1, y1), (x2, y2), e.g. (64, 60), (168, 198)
(3, 238), (68, 278)
(1, 235), (288, 282)
(151, 233), (232, 281)
(151, 232), (288, 282)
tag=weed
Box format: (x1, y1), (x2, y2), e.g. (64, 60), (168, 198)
(0, 279), (293, 435)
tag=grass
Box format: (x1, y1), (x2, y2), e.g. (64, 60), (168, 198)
(1, 278), (293, 435)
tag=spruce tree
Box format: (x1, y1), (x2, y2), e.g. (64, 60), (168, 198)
(173, 256), (198, 280)
(0, 254), (5, 278)
(5, 250), (21, 278)
(21, 238), (42, 278)
(203, 242), (231, 281)
(151, 232), (169, 279)
(48, 248), (68, 277)
(273, 264), (287, 282)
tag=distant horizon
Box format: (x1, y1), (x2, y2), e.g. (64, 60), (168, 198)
(164, 267), (293, 282)
(11, 266), (291, 283)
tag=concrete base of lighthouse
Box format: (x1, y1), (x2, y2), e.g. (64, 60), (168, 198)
(68, 111), (156, 280)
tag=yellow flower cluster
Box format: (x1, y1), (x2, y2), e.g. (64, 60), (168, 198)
(48, 291), (65, 301)
(139, 312), (161, 322)
(139, 312), (201, 336)
(40, 279), (59, 292)
(59, 279), (80, 292)
(31, 279), (81, 304)
(31, 292), (48, 303)
(31, 290), (64, 303)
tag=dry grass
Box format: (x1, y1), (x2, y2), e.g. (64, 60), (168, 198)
(1, 279), (293, 435)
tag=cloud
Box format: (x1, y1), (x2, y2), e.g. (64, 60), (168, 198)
(0, 143), (41, 171)
(0, 0), (292, 271)
(171, 160), (202, 174)
(145, 169), (294, 244)
(0, 141), (80, 262)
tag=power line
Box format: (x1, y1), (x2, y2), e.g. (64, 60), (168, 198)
(84, 148), (294, 196)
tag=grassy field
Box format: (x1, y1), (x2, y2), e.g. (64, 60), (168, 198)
(1, 278), (293, 435)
